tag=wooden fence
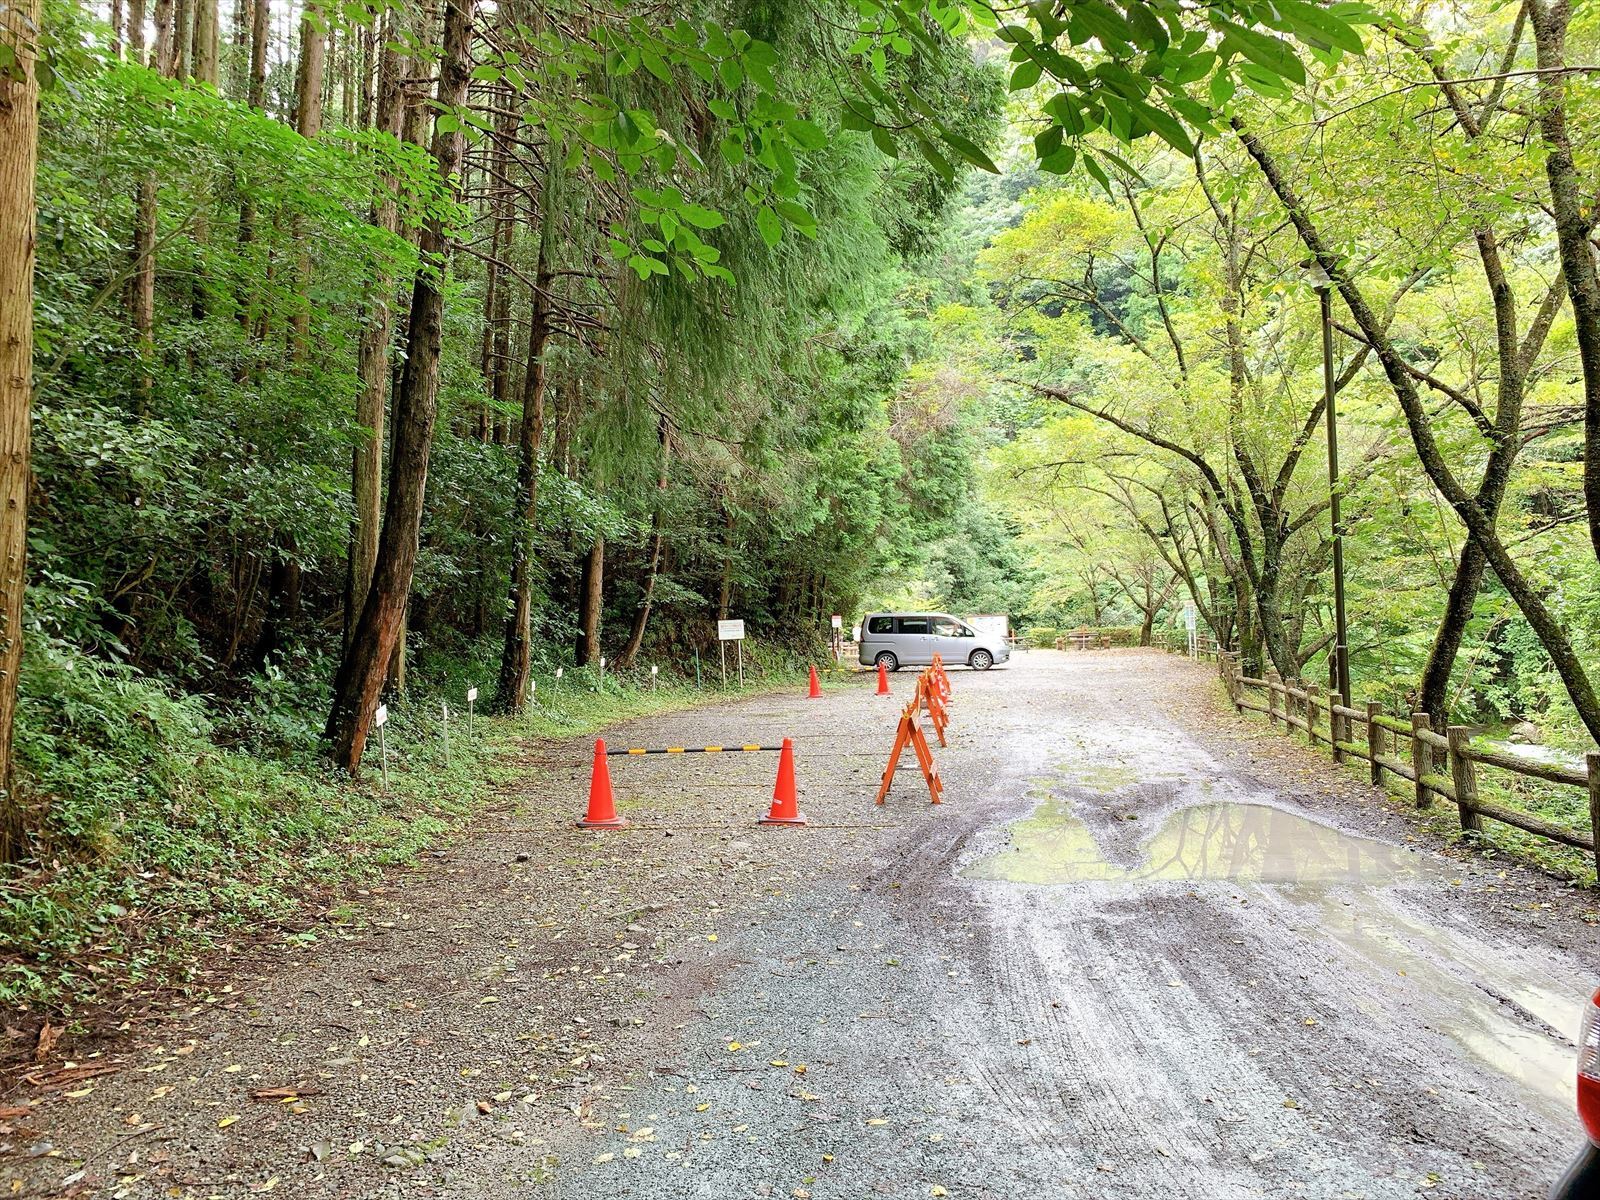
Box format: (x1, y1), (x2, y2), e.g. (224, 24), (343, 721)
(1201, 651), (1600, 868)
(1151, 629), (1221, 661)
(1058, 628), (1222, 656)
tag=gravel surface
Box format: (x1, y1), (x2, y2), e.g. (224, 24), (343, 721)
(3, 649), (1595, 1199)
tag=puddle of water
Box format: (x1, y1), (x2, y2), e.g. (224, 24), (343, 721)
(963, 799), (1429, 885)
(1317, 892), (1579, 1114)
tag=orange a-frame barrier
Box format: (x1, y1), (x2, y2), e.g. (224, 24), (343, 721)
(876, 690), (944, 806)
(917, 672), (948, 747)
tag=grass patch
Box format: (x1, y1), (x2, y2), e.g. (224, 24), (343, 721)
(1, 643), (808, 1019)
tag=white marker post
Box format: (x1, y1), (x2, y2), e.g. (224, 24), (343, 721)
(650, 663), (659, 693)
(441, 700), (450, 765)
(555, 666), (563, 695)
(527, 677), (537, 708)
(717, 619), (745, 689)
(466, 686), (478, 741)
(598, 656), (606, 691)
(374, 702), (390, 794)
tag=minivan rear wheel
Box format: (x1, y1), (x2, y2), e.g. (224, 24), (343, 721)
(875, 651), (900, 673)
(969, 649), (994, 671)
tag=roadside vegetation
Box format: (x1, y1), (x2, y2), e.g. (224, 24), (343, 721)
(3, 640), (809, 1012)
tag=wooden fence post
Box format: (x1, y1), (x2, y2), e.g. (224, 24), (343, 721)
(1327, 659), (1341, 754)
(1587, 751), (1600, 875)
(1447, 726), (1482, 834)
(1305, 683), (1321, 748)
(1366, 701), (1383, 786)
(1410, 713), (1432, 808)
(1266, 670), (1280, 728)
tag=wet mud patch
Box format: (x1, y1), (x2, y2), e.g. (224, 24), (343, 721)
(961, 781), (1590, 1124)
(963, 797), (1435, 886)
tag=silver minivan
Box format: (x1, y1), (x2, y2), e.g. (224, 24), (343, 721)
(858, 612), (1011, 672)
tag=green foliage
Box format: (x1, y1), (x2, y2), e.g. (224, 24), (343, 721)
(0, 628), (808, 1011)
(835, 0), (1370, 190)
(7, 0), (1030, 1011)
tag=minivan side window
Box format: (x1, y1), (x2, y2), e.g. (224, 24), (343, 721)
(897, 617), (932, 634)
(866, 616), (894, 635)
(933, 618), (972, 638)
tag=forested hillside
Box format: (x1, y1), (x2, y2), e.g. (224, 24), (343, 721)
(939, 5), (1600, 758)
(2, 0), (1020, 1006)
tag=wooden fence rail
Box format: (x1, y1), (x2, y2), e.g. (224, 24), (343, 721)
(1193, 647), (1600, 868)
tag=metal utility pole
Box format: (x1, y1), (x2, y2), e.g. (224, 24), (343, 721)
(1318, 280), (1352, 710)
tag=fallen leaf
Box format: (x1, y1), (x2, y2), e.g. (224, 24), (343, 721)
(218, 1115), (240, 1129)
(250, 1086), (323, 1102)
(34, 1024), (61, 1064)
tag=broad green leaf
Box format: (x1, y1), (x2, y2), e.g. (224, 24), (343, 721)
(936, 127), (1000, 173)
(757, 205), (783, 247)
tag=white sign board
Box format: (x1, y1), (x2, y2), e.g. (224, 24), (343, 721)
(831, 614), (843, 630)
(717, 619), (746, 641)
(967, 613), (1009, 640)
(466, 686), (478, 703)
(374, 703), (388, 727)
(1183, 601), (1197, 633)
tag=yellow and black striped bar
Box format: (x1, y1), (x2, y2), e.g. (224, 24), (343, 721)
(606, 744), (781, 756)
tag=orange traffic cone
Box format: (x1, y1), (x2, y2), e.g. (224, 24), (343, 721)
(759, 738), (806, 825)
(807, 664), (821, 699)
(876, 660), (890, 695)
(577, 739), (626, 828)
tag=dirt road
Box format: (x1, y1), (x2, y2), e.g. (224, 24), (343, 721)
(4, 650), (1594, 1198)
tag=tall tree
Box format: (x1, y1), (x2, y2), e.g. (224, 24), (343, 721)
(1237, 121), (1600, 743)
(325, 0), (475, 772)
(619, 419), (672, 668)
(345, 19), (404, 647)
(0, 0), (40, 860)
(1525, 0), (1600, 566)
(491, 164), (558, 713)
